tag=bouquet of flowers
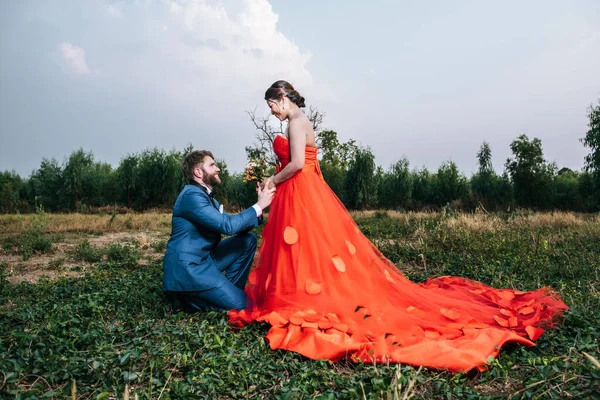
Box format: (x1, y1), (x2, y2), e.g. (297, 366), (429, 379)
(243, 158), (269, 183)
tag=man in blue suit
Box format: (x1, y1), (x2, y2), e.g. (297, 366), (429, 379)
(163, 150), (275, 311)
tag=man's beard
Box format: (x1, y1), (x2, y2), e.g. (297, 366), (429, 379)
(202, 169), (221, 187)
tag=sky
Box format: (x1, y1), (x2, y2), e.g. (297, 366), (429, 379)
(1, 0), (600, 177)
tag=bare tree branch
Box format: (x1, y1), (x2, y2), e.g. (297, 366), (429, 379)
(307, 105), (326, 134)
(246, 108), (282, 165)
(245, 106), (327, 166)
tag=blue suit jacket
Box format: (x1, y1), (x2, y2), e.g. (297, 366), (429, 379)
(162, 184), (260, 292)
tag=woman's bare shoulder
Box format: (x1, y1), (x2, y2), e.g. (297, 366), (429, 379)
(289, 113), (313, 132)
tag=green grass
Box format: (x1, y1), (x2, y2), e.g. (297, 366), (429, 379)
(1, 212), (599, 399)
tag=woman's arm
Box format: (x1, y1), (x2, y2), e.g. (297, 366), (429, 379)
(271, 120), (306, 186)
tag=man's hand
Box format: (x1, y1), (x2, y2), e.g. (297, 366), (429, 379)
(256, 180), (276, 210)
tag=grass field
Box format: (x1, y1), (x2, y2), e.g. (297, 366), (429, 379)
(1, 211), (599, 399)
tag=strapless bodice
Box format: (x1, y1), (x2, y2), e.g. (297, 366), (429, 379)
(273, 134), (320, 174)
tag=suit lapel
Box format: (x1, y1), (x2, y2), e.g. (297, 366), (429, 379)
(190, 183), (219, 211)
(209, 197), (219, 211)
(188, 183), (221, 251)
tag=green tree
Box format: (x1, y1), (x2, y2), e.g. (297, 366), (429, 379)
(116, 149), (185, 210)
(0, 171), (25, 213)
(551, 169), (582, 211)
(29, 158), (63, 211)
(578, 171), (597, 211)
(377, 157), (412, 209)
(62, 148), (96, 210)
(477, 141), (493, 174)
(318, 130), (341, 167)
(320, 162), (345, 200)
(214, 158), (233, 207)
(117, 155), (139, 209)
(132, 148), (184, 209)
(222, 173), (257, 211)
(471, 142), (513, 210)
(318, 130), (358, 170)
(580, 96), (600, 207)
(432, 161), (468, 206)
(410, 167), (435, 209)
(505, 135), (556, 209)
(58, 148), (118, 210)
(92, 162), (119, 207)
(344, 147), (377, 210)
(318, 130), (358, 200)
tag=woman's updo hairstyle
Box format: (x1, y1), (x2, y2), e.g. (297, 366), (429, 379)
(265, 80), (306, 108)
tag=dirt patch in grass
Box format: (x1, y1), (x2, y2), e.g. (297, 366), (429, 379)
(1, 231), (168, 285)
(2, 252), (88, 285)
(0, 213), (173, 234)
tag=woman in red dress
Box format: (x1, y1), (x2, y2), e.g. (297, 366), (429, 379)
(229, 80), (568, 372)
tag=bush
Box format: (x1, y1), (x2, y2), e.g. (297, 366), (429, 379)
(0, 261), (8, 293)
(105, 243), (141, 268)
(1, 235), (20, 252)
(71, 239), (104, 263)
(19, 230), (52, 261)
(17, 204), (52, 260)
(48, 257), (65, 270)
(151, 239), (167, 253)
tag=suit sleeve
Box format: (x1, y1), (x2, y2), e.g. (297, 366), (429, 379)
(179, 190), (258, 235)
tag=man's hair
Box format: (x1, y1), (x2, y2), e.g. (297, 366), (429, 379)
(182, 150), (214, 183)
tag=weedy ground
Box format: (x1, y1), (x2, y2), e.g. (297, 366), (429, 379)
(0, 211), (599, 399)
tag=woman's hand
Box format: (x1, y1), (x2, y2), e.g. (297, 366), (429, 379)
(260, 176), (275, 190)
(264, 176), (276, 190)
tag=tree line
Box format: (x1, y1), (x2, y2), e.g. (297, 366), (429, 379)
(1, 98), (599, 214)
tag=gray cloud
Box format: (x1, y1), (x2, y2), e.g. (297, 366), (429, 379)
(1, 0), (599, 178)
(0, 0), (313, 176)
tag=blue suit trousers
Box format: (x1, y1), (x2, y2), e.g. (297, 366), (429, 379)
(178, 232), (256, 311)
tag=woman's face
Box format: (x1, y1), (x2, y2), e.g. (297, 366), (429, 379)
(267, 98), (288, 121)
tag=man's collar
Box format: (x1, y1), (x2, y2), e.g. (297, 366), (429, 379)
(190, 181), (213, 196)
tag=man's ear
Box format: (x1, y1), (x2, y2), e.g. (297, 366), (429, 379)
(193, 166), (203, 180)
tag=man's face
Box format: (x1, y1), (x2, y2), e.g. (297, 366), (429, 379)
(197, 156), (221, 187)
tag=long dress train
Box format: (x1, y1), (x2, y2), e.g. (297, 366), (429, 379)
(229, 135), (568, 372)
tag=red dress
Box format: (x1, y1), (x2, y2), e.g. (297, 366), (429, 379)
(229, 135), (568, 372)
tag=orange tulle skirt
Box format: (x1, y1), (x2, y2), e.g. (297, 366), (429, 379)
(229, 135), (568, 372)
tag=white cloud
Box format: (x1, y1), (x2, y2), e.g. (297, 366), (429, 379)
(106, 4), (122, 18)
(80, 0), (316, 125)
(59, 42), (91, 75)
(162, 0), (313, 93)
(169, 2), (183, 16)
(41, 1), (317, 171)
